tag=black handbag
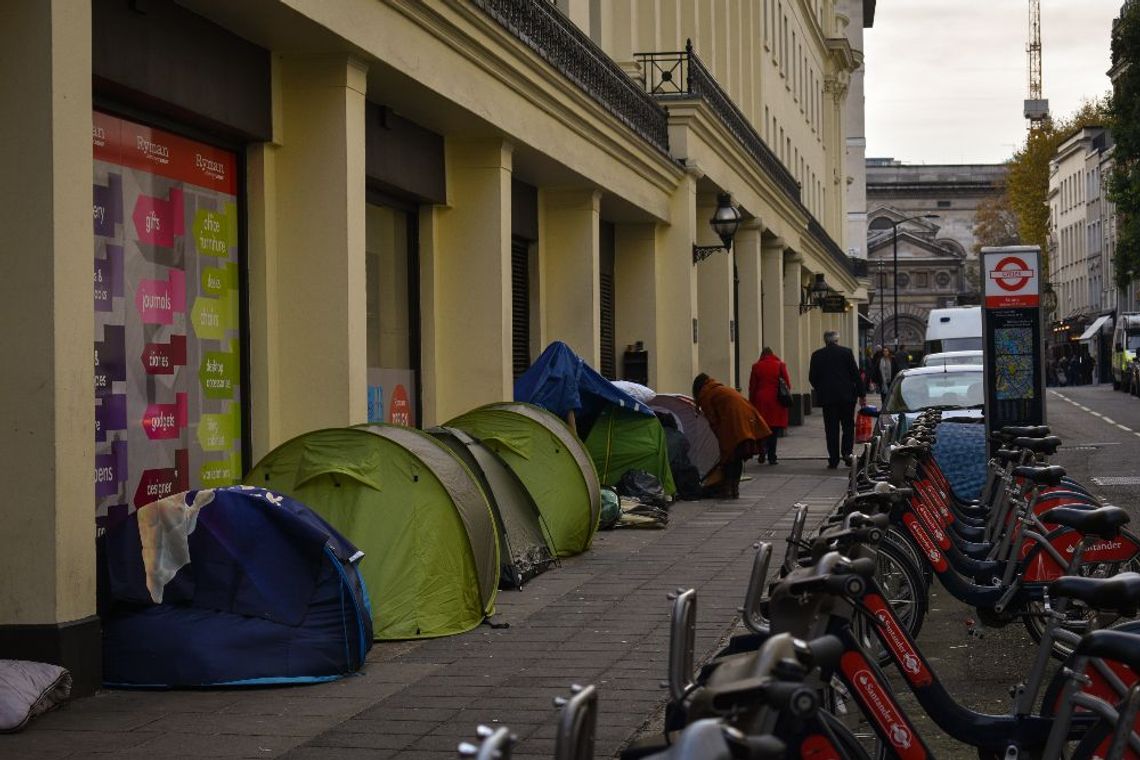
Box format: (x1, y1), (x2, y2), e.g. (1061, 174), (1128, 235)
(776, 364), (792, 408)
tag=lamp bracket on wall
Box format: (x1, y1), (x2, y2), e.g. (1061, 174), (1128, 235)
(692, 193), (742, 265)
(693, 243), (730, 264)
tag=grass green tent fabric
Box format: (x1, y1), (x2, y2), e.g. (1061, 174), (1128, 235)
(585, 406), (677, 495)
(447, 402), (601, 557)
(246, 426), (499, 640)
(429, 426), (557, 588)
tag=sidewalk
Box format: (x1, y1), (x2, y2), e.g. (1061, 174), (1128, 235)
(5, 412), (844, 760)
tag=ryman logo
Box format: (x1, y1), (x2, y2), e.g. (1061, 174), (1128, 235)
(136, 135), (170, 165)
(92, 125), (106, 148)
(195, 153), (226, 182)
(988, 256), (1035, 292)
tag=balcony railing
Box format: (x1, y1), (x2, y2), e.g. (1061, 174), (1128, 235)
(471, 0), (669, 153)
(637, 42), (852, 277)
(636, 42), (801, 206)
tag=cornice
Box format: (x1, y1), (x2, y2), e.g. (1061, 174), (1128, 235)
(386, 0), (685, 197)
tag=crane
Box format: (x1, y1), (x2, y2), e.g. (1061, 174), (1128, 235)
(1024, 0), (1049, 123)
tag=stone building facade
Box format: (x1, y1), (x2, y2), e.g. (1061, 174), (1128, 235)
(864, 160), (1007, 354)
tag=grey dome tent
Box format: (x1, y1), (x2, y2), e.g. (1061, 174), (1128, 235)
(246, 425), (499, 639)
(447, 402), (601, 557)
(429, 426), (557, 588)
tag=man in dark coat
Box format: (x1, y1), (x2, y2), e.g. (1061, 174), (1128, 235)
(808, 331), (866, 469)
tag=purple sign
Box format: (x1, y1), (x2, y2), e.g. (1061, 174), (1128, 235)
(95, 439), (128, 500)
(95, 394), (127, 442)
(93, 173), (123, 238)
(94, 244), (124, 312)
(94, 324), (125, 398)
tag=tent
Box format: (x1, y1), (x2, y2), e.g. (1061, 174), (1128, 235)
(514, 341), (674, 491)
(649, 393), (720, 479)
(246, 426), (499, 640)
(99, 486), (372, 687)
(514, 341), (655, 437)
(584, 405), (677, 494)
(447, 402), (601, 557)
(429, 425), (557, 588)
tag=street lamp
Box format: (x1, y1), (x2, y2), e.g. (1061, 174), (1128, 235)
(887, 214), (940, 349)
(693, 193), (743, 264)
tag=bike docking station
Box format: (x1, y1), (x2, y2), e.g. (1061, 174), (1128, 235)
(981, 245), (1047, 459)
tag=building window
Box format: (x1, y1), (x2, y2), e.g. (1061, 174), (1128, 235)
(94, 111), (245, 532)
(937, 200), (951, 208)
(599, 222), (616, 379)
(916, 272), (929, 289)
(366, 201), (419, 426)
(511, 237), (531, 379)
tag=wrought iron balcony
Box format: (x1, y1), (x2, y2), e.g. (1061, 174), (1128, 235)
(471, 0), (669, 154)
(638, 42), (853, 277)
(636, 42), (801, 206)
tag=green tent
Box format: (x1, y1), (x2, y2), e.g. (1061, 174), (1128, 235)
(447, 402), (601, 557)
(429, 426), (557, 588)
(584, 405), (677, 495)
(245, 425), (499, 640)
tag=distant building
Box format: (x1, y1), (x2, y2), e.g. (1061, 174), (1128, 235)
(864, 160), (1007, 351)
(841, 0), (876, 261)
(1048, 125), (1116, 378)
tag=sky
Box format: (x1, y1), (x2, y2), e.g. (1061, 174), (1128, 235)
(863, 1), (1122, 165)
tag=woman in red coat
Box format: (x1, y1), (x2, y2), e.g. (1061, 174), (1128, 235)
(748, 347), (791, 465)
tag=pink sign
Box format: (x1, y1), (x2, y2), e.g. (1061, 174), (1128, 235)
(132, 187), (185, 248)
(142, 392), (188, 440)
(135, 269), (187, 325)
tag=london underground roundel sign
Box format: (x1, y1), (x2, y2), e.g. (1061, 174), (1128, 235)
(983, 250), (1039, 308)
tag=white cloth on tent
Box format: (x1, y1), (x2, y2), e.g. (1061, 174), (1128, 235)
(137, 489), (215, 603)
(612, 380), (656, 405)
(0, 660), (71, 733)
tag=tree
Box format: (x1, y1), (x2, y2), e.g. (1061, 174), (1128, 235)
(1109, 1), (1140, 289)
(972, 185), (1020, 253)
(1005, 98), (1111, 280)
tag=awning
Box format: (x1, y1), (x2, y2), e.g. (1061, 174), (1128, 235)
(858, 313), (875, 328)
(1079, 314), (1113, 341)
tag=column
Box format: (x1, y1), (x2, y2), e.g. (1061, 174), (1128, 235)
(735, 222), (764, 385)
(0, 0), (98, 693)
(651, 174), (700, 394)
(760, 238), (785, 357)
(807, 304), (823, 414)
(782, 253), (805, 424)
(421, 138), (513, 424)
(614, 222), (658, 384)
(538, 188), (601, 366)
(696, 195), (734, 386)
(270, 55), (368, 441)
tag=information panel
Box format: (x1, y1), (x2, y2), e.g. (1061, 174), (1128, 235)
(93, 112), (243, 533)
(981, 246), (1045, 451)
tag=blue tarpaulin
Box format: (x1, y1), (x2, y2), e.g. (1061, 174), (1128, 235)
(514, 341), (653, 437)
(933, 421), (987, 501)
(100, 486), (372, 688)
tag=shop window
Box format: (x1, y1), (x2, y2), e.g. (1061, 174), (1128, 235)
(366, 203), (418, 426)
(93, 112), (244, 533)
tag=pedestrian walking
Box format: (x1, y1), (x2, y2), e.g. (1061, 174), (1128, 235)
(692, 373), (772, 499)
(869, 345), (901, 405)
(808, 331), (866, 469)
(748, 347), (791, 465)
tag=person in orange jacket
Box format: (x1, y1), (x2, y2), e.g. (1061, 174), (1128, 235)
(693, 373), (772, 499)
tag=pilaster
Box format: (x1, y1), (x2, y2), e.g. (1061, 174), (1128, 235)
(734, 223), (764, 381)
(538, 188), (602, 366)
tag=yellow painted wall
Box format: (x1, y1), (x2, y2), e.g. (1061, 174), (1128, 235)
(0, 0), (94, 625)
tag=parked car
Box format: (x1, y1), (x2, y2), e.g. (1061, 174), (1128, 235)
(875, 364), (984, 443)
(922, 350), (984, 367)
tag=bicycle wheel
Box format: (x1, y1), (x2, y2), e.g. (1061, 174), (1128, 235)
(1023, 554), (1140, 659)
(822, 675), (884, 760)
(854, 537), (928, 664)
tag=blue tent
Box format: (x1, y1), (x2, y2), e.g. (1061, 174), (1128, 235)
(99, 486), (372, 688)
(514, 341), (653, 437)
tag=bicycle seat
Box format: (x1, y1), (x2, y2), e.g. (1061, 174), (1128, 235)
(1074, 629), (1140, 673)
(1000, 424), (1050, 438)
(1051, 573), (1140, 613)
(994, 448), (1023, 464)
(1013, 436), (1062, 455)
(1012, 464), (1066, 486)
(1039, 505), (1130, 539)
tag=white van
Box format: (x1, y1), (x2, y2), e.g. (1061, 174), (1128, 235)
(924, 307), (983, 355)
(1111, 312), (1140, 390)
